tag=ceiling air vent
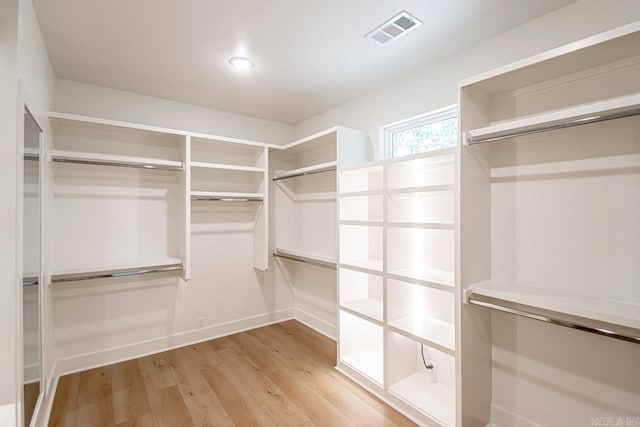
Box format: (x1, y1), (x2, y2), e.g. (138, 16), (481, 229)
(366, 11), (422, 45)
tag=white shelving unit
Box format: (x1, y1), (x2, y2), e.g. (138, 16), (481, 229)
(271, 127), (373, 337)
(49, 114), (189, 281)
(337, 148), (458, 426)
(48, 112), (274, 282)
(459, 24), (640, 426)
(190, 135), (269, 270)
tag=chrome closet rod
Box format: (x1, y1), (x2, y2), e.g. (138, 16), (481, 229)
(22, 277), (39, 287)
(467, 105), (640, 145)
(191, 196), (263, 202)
(272, 165), (337, 182)
(273, 250), (336, 270)
(52, 157), (185, 172)
(467, 293), (640, 345)
(24, 154), (40, 161)
(51, 263), (184, 283)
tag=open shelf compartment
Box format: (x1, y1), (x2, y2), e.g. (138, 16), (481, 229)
(387, 153), (455, 191)
(339, 268), (383, 322)
(339, 164), (383, 194)
(340, 194), (382, 222)
(388, 331), (456, 426)
(339, 310), (384, 386)
(388, 279), (455, 352)
(339, 224), (383, 272)
(387, 227), (454, 287)
(191, 136), (265, 169)
(387, 189), (454, 226)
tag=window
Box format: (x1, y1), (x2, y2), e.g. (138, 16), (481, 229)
(384, 105), (458, 158)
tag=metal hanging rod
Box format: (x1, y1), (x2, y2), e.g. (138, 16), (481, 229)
(51, 156), (185, 172)
(273, 249), (336, 270)
(273, 164), (337, 182)
(467, 293), (640, 345)
(51, 262), (183, 283)
(23, 277), (39, 287)
(467, 105), (640, 145)
(24, 154), (40, 161)
(191, 195), (263, 202)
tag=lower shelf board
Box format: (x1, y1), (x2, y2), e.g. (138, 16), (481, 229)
(341, 298), (383, 322)
(388, 315), (455, 353)
(341, 258), (383, 273)
(341, 348), (384, 386)
(388, 267), (454, 288)
(390, 373), (455, 427)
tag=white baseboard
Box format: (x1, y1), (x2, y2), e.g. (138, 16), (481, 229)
(491, 403), (542, 427)
(34, 363), (57, 427)
(55, 308), (295, 376)
(294, 308), (336, 340)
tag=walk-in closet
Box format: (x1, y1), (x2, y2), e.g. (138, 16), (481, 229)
(2, 1), (639, 426)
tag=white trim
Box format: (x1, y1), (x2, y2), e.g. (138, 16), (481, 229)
(280, 127), (340, 150)
(294, 308), (337, 340)
(54, 308), (294, 376)
(48, 111), (279, 149)
(459, 21), (640, 87)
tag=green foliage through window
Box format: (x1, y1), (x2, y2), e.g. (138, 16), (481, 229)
(389, 113), (458, 158)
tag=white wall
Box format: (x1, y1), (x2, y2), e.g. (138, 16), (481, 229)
(293, 1), (640, 426)
(54, 79), (296, 145)
(0, 0), (20, 423)
(295, 0), (640, 144)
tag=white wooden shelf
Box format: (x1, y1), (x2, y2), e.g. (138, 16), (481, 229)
(466, 93), (640, 145)
(468, 280), (640, 332)
(389, 373), (455, 427)
(339, 190), (385, 198)
(190, 191), (263, 202)
(388, 267), (454, 288)
(341, 348), (384, 386)
(387, 221), (454, 230)
(51, 257), (183, 283)
(387, 184), (454, 195)
(340, 259), (383, 273)
(273, 248), (336, 270)
(191, 161), (264, 173)
(339, 220), (384, 227)
(272, 161), (337, 181)
(51, 150), (184, 172)
(388, 315), (455, 354)
(341, 298), (383, 323)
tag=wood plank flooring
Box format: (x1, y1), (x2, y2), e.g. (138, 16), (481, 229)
(49, 320), (416, 427)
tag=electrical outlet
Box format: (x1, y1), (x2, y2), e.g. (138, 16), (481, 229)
(425, 360), (437, 382)
(197, 316), (205, 329)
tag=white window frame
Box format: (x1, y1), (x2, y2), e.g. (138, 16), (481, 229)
(382, 104), (458, 159)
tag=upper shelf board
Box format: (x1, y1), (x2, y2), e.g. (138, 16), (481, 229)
(466, 93), (640, 145)
(51, 150), (185, 172)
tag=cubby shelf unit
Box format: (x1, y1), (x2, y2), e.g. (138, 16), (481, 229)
(337, 147), (458, 426)
(459, 22), (640, 426)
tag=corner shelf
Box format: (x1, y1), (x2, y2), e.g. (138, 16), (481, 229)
(273, 248), (336, 270)
(272, 161), (337, 181)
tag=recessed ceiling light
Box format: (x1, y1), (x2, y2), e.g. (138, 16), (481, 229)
(229, 56), (254, 71)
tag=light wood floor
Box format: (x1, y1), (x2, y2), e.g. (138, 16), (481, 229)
(49, 320), (416, 426)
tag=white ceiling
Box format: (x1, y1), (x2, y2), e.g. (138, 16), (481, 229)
(34, 0), (576, 124)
